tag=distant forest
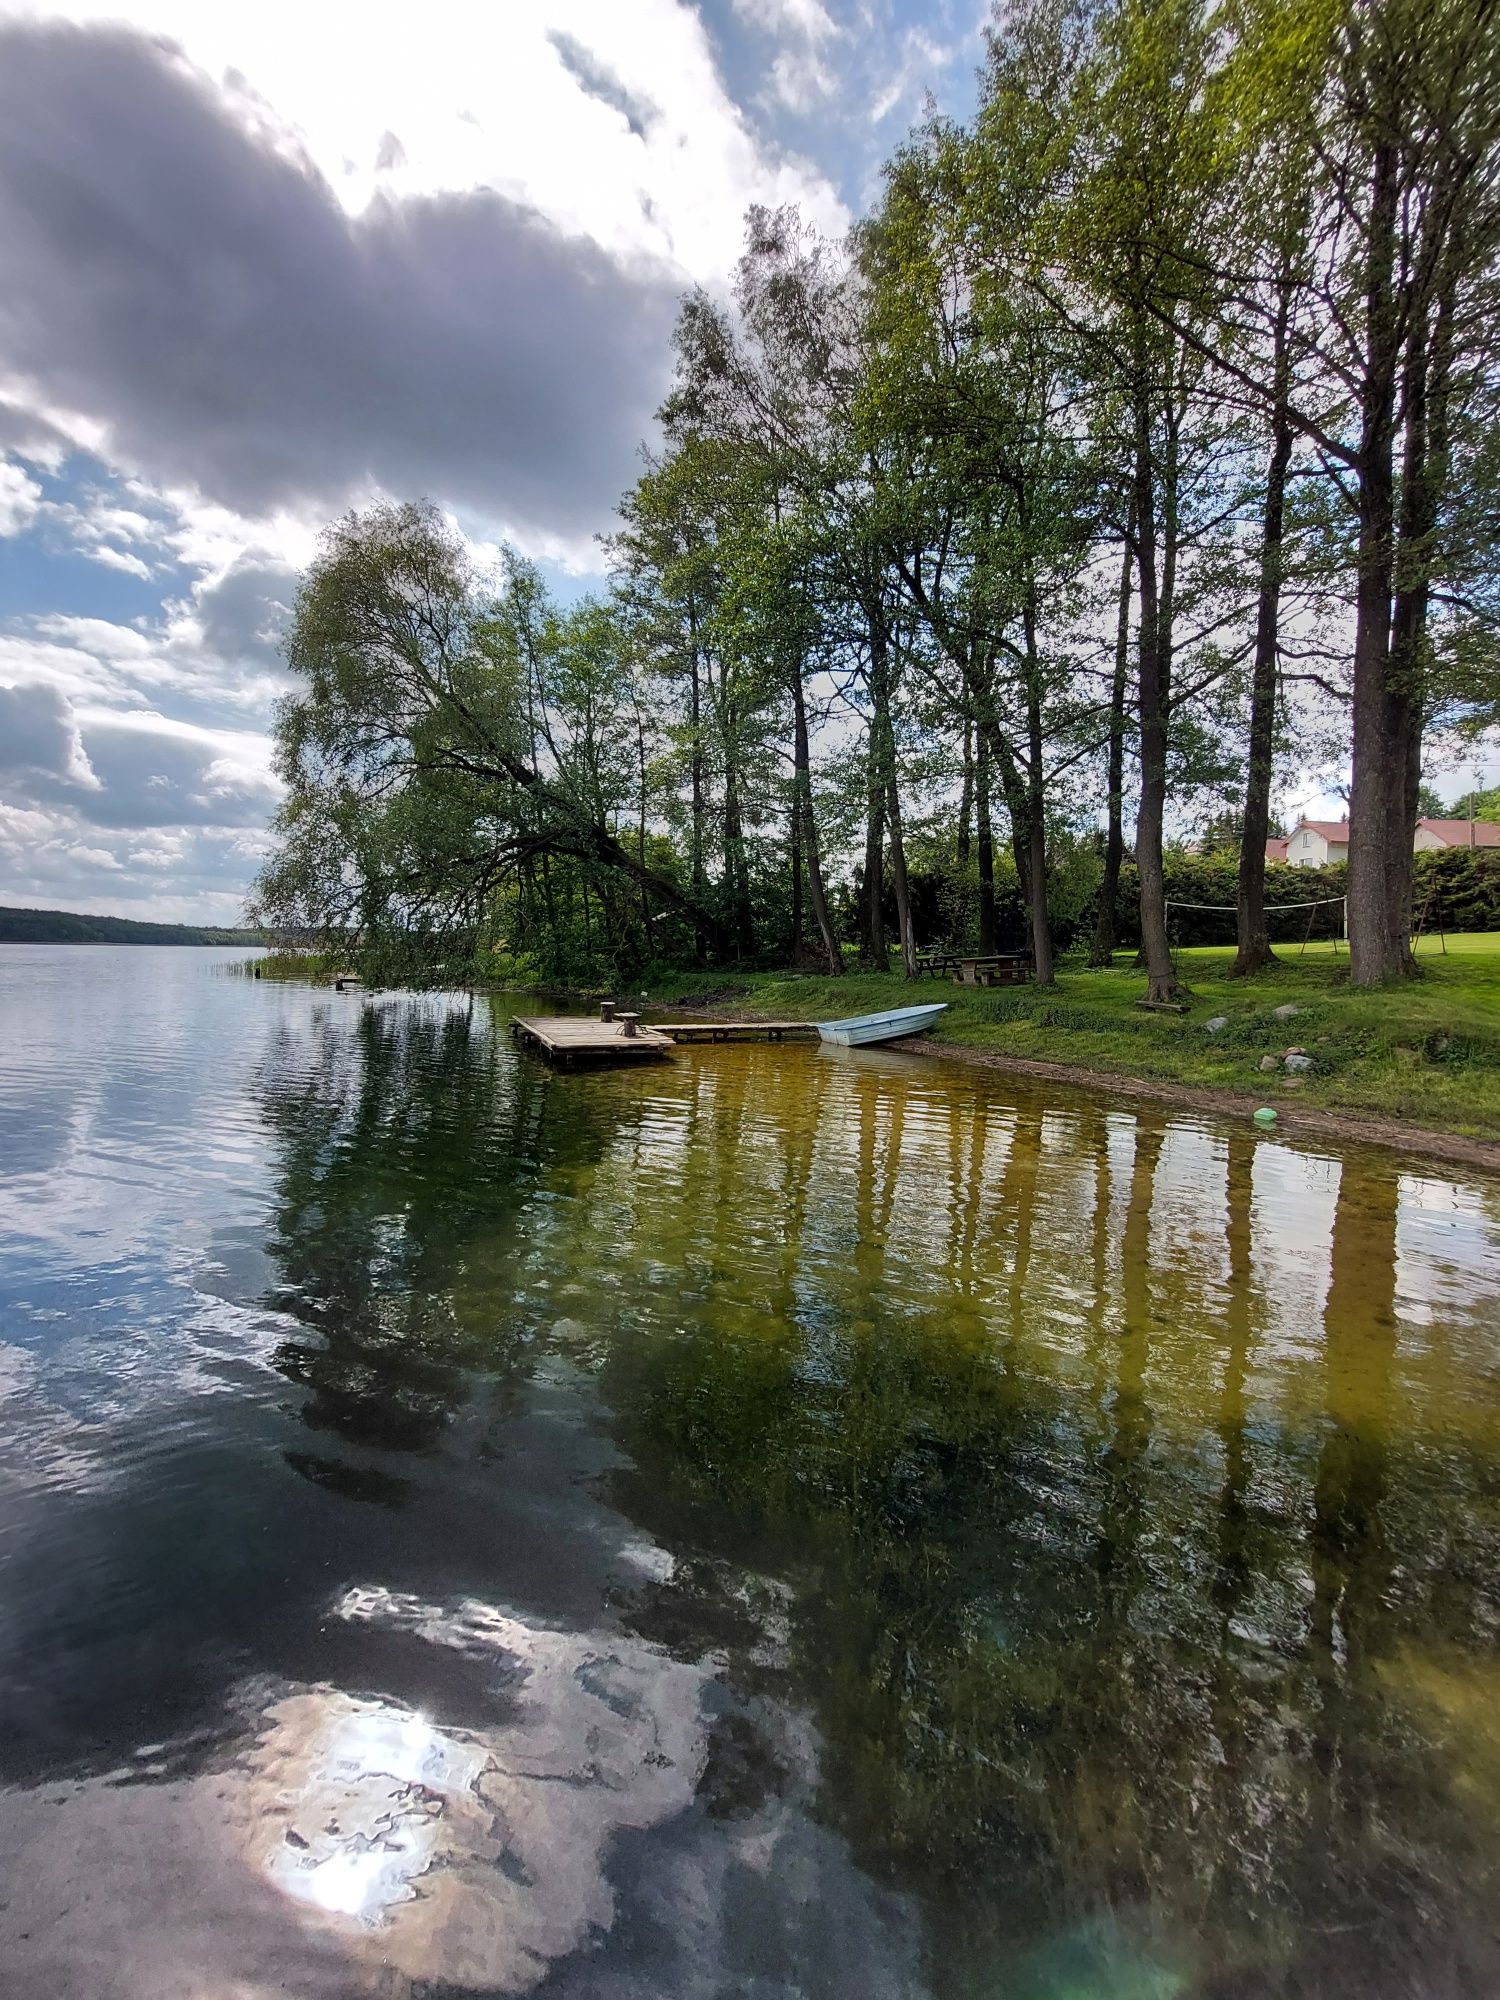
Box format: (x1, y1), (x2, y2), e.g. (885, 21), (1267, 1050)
(0, 907), (263, 946)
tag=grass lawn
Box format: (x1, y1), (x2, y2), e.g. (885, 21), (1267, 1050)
(640, 934), (1500, 1142)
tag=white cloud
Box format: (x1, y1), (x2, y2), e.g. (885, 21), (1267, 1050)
(869, 27), (960, 125)
(87, 546), (153, 580)
(0, 2), (863, 921)
(729, 0), (841, 112)
(769, 46), (838, 111)
(731, 0), (838, 43)
(4, 0), (845, 280)
(0, 684), (281, 921)
(0, 681), (100, 789)
(0, 456), (41, 535)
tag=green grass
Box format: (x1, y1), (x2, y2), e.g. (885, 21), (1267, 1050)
(637, 935), (1500, 1142)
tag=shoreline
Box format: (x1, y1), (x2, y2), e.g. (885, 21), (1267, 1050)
(638, 993), (1500, 1176)
(890, 1034), (1500, 1176)
(254, 963), (1500, 1175)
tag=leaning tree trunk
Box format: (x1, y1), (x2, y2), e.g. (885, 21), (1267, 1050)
(1233, 282), (1294, 978)
(1090, 529), (1133, 968)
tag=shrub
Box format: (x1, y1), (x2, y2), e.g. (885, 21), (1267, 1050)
(1078, 845), (1500, 948)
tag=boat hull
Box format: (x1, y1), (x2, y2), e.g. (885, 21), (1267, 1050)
(815, 1003), (948, 1047)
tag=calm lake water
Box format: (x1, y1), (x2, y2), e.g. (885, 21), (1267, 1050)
(1, 946), (1498, 1998)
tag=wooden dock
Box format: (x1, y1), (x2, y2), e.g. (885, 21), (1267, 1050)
(511, 1014), (823, 1066)
(511, 1016), (674, 1066)
(655, 1020), (817, 1044)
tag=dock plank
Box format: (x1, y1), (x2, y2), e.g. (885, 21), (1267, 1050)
(511, 1016), (675, 1066)
(654, 1020), (818, 1043)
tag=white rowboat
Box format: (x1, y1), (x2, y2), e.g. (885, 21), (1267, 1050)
(815, 1003), (948, 1047)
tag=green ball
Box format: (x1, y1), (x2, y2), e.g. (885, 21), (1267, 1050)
(1253, 1106), (1277, 1123)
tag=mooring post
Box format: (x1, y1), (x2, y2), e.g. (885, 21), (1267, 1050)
(600, 999), (616, 1022)
(618, 1012), (639, 1038)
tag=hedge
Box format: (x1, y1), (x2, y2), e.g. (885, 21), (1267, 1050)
(1090, 847), (1500, 948)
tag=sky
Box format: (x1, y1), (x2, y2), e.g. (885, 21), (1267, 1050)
(0, 0), (988, 923)
(1, 3), (1491, 927)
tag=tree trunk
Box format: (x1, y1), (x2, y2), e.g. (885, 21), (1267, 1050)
(957, 718), (974, 867)
(1021, 589), (1055, 986)
(789, 801), (803, 958)
(1089, 529), (1133, 968)
(792, 667), (842, 975)
(886, 758), (917, 978)
(722, 762), (754, 959)
(573, 818), (731, 959)
(859, 747), (888, 969)
(688, 602), (707, 967)
(1346, 140), (1404, 987)
(869, 618), (916, 978)
(858, 720), (889, 973)
(993, 733), (1031, 912)
(1131, 342), (1182, 1004)
(635, 702), (654, 960)
(1233, 280), (1293, 978)
(975, 731), (997, 955)
(1385, 285), (1453, 976)
(461, 718), (732, 960)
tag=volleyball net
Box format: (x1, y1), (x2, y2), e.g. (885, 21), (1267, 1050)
(1164, 894), (1348, 951)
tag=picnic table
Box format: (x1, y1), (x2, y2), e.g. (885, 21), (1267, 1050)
(913, 950), (1033, 988)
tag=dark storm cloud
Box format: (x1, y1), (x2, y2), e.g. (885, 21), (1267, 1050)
(193, 559), (299, 669)
(0, 682), (94, 788)
(0, 22), (681, 541)
(70, 718), (276, 830)
(547, 31), (663, 141)
(0, 682), (274, 828)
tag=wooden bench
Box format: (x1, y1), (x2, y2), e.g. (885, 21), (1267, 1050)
(951, 952), (1033, 988)
(914, 951), (962, 979)
(914, 950), (1033, 987)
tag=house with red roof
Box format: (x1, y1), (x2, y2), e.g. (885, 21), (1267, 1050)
(1266, 816), (1500, 865)
(1277, 819), (1350, 866)
(1413, 818), (1500, 852)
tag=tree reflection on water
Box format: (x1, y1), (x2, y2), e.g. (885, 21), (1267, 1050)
(251, 1001), (1500, 1997)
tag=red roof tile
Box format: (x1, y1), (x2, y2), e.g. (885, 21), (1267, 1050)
(1418, 817), (1500, 847)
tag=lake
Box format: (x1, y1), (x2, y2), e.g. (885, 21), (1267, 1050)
(1, 944), (1498, 1998)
